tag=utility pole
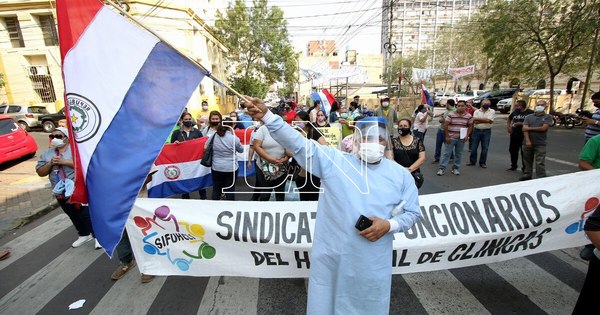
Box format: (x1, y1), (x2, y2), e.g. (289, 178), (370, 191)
(581, 11), (600, 109)
(385, 0), (395, 96)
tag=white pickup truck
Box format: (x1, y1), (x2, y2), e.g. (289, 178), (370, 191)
(455, 90), (487, 102)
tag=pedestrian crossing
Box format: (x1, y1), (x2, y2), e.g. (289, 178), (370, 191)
(0, 212), (588, 314)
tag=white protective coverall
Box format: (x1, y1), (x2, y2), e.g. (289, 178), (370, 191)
(261, 111), (421, 314)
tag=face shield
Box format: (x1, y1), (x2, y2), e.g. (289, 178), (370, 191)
(353, 117), (390, 163)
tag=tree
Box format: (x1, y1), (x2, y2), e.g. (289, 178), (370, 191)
(214, 0), (298, 98)
(476, 0), (600, 110)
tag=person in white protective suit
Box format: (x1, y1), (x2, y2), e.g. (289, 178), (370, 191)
(245, 97), (421, 314)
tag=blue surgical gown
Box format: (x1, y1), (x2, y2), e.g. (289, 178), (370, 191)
(264, 113), (422, 314)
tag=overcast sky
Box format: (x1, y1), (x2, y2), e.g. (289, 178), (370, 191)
(272, 0), (383, 55)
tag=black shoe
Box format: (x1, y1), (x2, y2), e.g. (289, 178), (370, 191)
(519, 176), (531, 181)
(431, 160), (439, 164)
(580, 244), (595, 261)
(466, 163), (475, 166)
(506, 167), (517, 171)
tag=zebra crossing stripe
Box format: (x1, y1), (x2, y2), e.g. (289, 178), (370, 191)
(0, 246), (102, 314)
(487, 258), (579, 314)
(0, 213), (71, 272)
(403, 270), (490, 315)
(90, 269), (167, 315)
(197, 276), (259, 315)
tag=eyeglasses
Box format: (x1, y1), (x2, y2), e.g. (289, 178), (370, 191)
(48, 134), (64, 139)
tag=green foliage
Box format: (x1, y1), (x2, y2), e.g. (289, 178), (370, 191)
(214, 0), (298, 96)
(475, 0), (600, 108)
(0, 73), (4, 88)
(230, 76), (269, 98)
(385, 54), (429, 96)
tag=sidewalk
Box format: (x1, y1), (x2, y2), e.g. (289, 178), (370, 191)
(0, 159), (57, 238)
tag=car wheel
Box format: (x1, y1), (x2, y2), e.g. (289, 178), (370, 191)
(42, 120), (56, 133)
(18, 121), (30, 132)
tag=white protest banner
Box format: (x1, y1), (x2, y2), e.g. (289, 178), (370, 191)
(128, 170), (598, 277)
(411, 68), (440, 82)
(448, 65), (475, 79)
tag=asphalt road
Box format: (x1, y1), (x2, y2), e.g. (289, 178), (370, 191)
(0, 116), (592, 314)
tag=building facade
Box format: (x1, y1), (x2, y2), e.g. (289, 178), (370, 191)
(0, 0), (231, 116)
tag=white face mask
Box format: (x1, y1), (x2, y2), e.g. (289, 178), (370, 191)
(51, 138), (67, 148)
(202, 105), (209, 111)
(535, 105), (545, 113)
(382, 102), (389, 108)
(357, 142), (385, 163)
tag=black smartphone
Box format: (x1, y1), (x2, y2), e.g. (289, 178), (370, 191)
(355, 215), (373, 231)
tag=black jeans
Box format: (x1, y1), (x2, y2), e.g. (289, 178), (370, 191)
(116, 230), (133, 264)
(211, 169), (237, 201)
(255, 167), (287, 201)
(509, 129), (524, 169)
(57, 197), (94, 237)
(294, 173), (321, 201)
(573, 253), (600, 314)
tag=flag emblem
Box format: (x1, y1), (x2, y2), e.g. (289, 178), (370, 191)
(164, 165), (181, 180)
(67, 93), (101, 143)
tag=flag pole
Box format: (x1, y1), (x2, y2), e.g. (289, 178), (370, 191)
(104, 0), (250, 103)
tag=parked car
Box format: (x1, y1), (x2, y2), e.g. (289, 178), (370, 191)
(472, 88), (519, 109)
(496, 98), (514, 114)
(456, 90), (487, 102)
(0, 115), (38, 165)
(433, 91), (456, 107)
(38, 107), (66, 133)
(0, 104), (49, 131)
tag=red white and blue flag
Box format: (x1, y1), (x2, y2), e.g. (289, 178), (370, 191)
(148, 129), (255, 198)
(57, 0), (206, 255)
(311, 88), (336, 116)
(421, 82), (434, 108)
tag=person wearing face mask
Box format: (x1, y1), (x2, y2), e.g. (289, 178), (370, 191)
(170, 112), (207, 200)
(392, 119), (426, 188)
(520, 100), (553, 181)
(314, 109), (329, 127)
(201, 111), (222, 138)
(467, 99), (495, 168)
(437, 100), (474, 176)
(583, 92), (600, 142)
(245, 97), (421, 314)
(412, 104), (430, 144)
(374, 95), (399, 137)
(290, 111), (327, 201)
(229, 111), (246, 129)
(200, 100), (210, 113)
(35, 127), (97, 249)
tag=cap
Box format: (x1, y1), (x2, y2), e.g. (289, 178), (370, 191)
(380, 95), (390, 101)
(54, 127), (69, 138)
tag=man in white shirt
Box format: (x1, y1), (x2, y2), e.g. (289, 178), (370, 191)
(467, 99), (495, 168)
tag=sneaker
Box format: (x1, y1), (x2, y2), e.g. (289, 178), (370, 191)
(141, 274), (155, 283)
(480, 164), (487, 168)
(506, 167), (517, 171)
(519, 176), (532, 181)
(72, 235), (93, 248)
(111, 260), (137, 280)
(580, 244), (595, 261)
(452, 169), (460, 175)
(436, 169), (445, 176)
(0, 249), (11, 261)
(94, 239), (102, 250)
(431, 160), (439, 164)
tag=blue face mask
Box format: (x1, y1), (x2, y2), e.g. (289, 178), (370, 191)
(183, 121), (193, 127)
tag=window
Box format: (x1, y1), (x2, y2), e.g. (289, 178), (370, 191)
(7, 105), (21, 113)
(0, 106), (7, 114)
(39, 15), (58, 46)
(4, 17), (24, 48)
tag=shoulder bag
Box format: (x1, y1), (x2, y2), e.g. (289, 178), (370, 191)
(200, 134), (215, 167)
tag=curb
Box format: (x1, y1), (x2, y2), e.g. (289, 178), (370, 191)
(10, 200), (59, 230)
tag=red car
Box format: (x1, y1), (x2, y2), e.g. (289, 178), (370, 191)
(0, 115), (38, 164)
